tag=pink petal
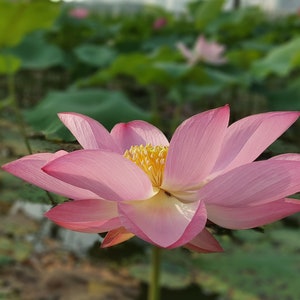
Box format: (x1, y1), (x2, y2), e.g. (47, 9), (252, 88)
(110, 120), (169, 153)
(270, 153), (300, 161)
(43, 150), (154, 201)
(167, 200), (208, 249)
(195, 35), (210, 62)
(162, 106), (229, 193)
(177, 42), (194, 62)
(185, 228), (223, 253)
(200, 160), (300, 207)
(2, 151), (98, 200)
(118, 191), (207, 248)
(206, 198), (300, 229)
(45, 199), (121, 233)
(203, 42), (226, 65)
(101, 227), (134, 248)
(194, 35), (206, 54)
(58, 112), (121, 152)
(194, 35), (226, 65)
(211, 111), (300, 176)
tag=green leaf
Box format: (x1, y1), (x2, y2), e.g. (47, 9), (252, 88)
(74, 44), (117, 67)
(0, 0), (60, 47)
(267, 77), (300, 110)
(251, 36), (300, 79)
(184, 83), (224, 99)
(204, 67), (246, 86)
(227, 48), (263, 69)
(194, 0), (225, 30)
(154, 62), (190, 79)
(82, 53), (172, 87)
(0, 53), (21, 74)
(193, 228), (300, 300)
(25, 88), (150, 141)
(11, 31), (64, 69)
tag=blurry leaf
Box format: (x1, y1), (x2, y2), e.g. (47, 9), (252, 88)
(0, 53), (21, 74)
(109, 53), (168, 86)
(267, 77), (300, 110)
(206, 7), (266, 40)
(227, 48), (262, 69)
(252, 36), (300, 79)
(193, 228), (300, 300)
(269, 229), (300, 252)
(142, 35), (182, 52)
(83, 53), (172, 87)
(152, 45), (181, 62)
(0, 0), (60, 47)
(74, 44), (117, 67)
(184, 83), (223, 99)
(268, 139), (300, 156)
(204, 67), (244, 86)
(194, 0), (225, 30)
(11, 31), (64, 69)
(0, 97), (13, 109)
(25, 88), (150, 141)
(155, 62), (190, 78)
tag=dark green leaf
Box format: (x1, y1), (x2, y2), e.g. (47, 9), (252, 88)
(267, 77), (300, 110)
(155, 62), (190, 78)
(74, 44), (117, 67)
(11, 31), (64, 69)
(194, 0), (225, 30)
(25, 88), (150, 140)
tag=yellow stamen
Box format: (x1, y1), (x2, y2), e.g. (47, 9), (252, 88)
(124, 144), (168, 187)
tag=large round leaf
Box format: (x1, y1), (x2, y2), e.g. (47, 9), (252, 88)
(11, 31), (64, 69)
(251, 36), (300, 79)
(0, 0), (60, 47)
(74, 44), (117, 67)
(25, 88), (150, 141)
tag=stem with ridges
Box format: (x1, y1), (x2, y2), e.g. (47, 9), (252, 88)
(148, 245), (162, 300)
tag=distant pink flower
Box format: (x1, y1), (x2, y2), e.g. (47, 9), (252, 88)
(69, 7), (89, 19)
(153, 17), (167, 30)
(177, 35), (227, 65)
(3, 107), (300, 253)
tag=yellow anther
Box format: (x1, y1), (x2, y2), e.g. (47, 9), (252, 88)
(124, 144), (168, 187)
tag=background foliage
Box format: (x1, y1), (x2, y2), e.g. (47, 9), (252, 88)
(1, 0), (300, 299)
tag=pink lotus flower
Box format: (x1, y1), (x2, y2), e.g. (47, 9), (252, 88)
(177, 35), (227, 65)
(153, 17), (167, 30)
(68, 7), (89, 19)
(3, 107), (300, 253)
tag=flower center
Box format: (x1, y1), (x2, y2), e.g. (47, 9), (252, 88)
(123, 144), (168, 187)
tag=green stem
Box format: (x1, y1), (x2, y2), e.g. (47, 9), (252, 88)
(148, 246), (162, 300)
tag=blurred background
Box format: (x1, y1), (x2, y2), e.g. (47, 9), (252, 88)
(1, 0), (300, 299)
